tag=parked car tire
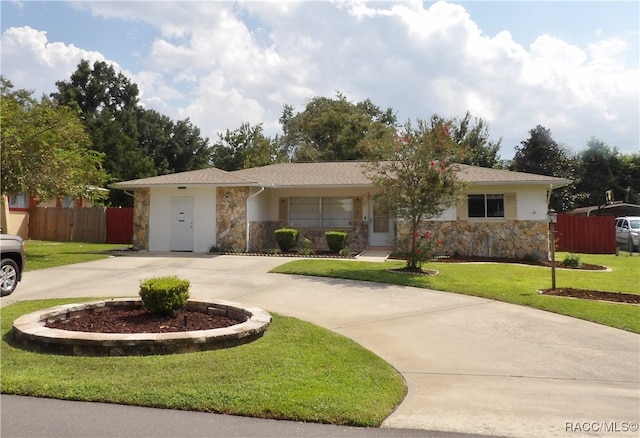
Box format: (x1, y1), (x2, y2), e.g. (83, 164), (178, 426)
(629, 237), (637, 252)
(1, 258), (20, 296)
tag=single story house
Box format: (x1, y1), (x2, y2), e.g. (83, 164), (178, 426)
(111, 161), (571, 258)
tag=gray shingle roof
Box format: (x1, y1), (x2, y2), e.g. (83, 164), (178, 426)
(111, 162), (572, 189)
(232, 162), (373, 187)
(111, 167), (257, 188)
(456, 164), (571, 186)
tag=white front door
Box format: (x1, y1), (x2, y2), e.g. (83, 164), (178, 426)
(368, 200), (394, 247)
(170, 196), (194, 251)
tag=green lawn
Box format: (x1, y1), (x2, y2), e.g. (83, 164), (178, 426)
(24, 240), (128, 271)
(1, 299), (405, 427)
(271, 252), (640, 333)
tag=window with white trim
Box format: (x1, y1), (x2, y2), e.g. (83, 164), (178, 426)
(289, 197), (353, 227)
(8, 192), (28, 210)
(59, 196), (77, 208)
(468, 194), (504, 218)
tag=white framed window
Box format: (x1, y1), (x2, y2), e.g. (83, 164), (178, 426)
(8, 192), (28, 210)
(321, 197), (353, 226)
(468, 194), (504, 218)
(290, 197), (320, 227)
(289, 197), (353, 227)
(59, 196), (76, 208)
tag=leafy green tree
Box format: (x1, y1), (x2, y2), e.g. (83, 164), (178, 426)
(167, 118), (213, 172)
(365, 117), (467, 269)
(574, 138), (637, 207)
(451, 112), (502, 168)
(1, 77), (107, 202)
(52, 60), (212, 205)
(52, 60), (140, 120)
(212, 122), (286, 171)
(279, 92), (397, 161)
(510, 125), (576, 211)
(619, 154), (640, 205)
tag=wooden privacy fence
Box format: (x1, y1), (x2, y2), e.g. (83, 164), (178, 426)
(555, 214), (616, 254)
(29, 207), (133, 244)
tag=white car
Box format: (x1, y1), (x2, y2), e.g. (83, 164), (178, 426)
(615, 216), (640, 252)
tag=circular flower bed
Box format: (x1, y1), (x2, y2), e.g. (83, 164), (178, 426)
(12, 298), (271, 356)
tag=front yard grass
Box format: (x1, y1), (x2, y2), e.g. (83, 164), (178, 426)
(1, 299), (405, 427)
(24, 240), (128, 271)
(271, 252), (640, 333)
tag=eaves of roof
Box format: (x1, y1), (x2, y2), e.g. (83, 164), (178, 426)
(110, 162), (572, 190)
(110, 167), (259, 189)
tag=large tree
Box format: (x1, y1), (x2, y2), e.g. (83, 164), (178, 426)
(574, 138), (638, 207)
(510, 125), (576, 212)
(279, 92), (397, 161)
(365, 117), (467, 269)
(52, 60), (212, 206)
(1, 77), (107, 202)
(212, 122), (285, 171)
(451, 112), (502, 168)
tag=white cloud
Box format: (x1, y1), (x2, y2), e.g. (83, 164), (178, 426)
(2, 1), (638, 157)
(1, 26), (107, 95)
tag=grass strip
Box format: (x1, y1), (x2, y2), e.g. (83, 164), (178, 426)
(271, 252), (640, 333)
(24, 240), (127, 272)
(1, 299), (405, 427)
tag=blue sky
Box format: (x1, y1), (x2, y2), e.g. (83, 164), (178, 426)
(2, 1), (638, 160)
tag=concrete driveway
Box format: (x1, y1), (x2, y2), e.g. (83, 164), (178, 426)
(2, 253), (639, 438)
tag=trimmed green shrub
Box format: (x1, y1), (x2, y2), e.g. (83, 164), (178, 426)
(325, 231), (348, 252)
(563, 253), (582, 269)
(275, 228), (299, 252)
(139, 276), (190, 315)
(523, 252), (540, 263)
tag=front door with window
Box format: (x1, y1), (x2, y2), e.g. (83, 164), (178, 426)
(368, 200), (394, 246)
(170, 196), (193, 251)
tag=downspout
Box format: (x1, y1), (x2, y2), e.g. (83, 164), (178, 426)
(246, 186), (266, 252)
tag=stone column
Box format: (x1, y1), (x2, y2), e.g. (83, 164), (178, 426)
(216, 187), (248, 251)
(132, 188), (150, 251)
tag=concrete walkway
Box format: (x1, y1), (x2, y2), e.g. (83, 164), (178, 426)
(1, 254), (639, 438)
(356, 250), (390, 262)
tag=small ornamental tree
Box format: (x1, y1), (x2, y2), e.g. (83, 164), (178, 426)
(365, 117), (467, 269)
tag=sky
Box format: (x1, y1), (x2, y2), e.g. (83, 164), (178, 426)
(2, 1), (639, 161)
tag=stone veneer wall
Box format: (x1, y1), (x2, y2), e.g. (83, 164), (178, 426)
(132, 188), (150, 251)
(216, 187), (248, 252)
(249, 221), (369, 251)
(398, 220), (549, 259)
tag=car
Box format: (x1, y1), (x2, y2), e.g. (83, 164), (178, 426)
(1, 234), (27, 296)
(615, 216), (640, 252)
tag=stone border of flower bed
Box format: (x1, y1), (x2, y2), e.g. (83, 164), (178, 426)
(11, 299), (271, 356)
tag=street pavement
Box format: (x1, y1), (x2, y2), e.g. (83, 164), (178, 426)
(1, 253), (639, 438)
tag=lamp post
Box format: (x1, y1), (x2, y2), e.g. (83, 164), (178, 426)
(547, 209), (558, 290)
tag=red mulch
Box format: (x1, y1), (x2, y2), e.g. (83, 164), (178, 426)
(45, 308), (239, 334)
(540, 288), (640, 304)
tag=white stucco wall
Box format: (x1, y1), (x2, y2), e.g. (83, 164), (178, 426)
(149, 187), (216, 252)
(255, 187), (369, 222)
(513, 185), (549, 221)
(251, 184), (551, 224)
(247, 187), (270, 222)
(465, 184), (549, 221)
